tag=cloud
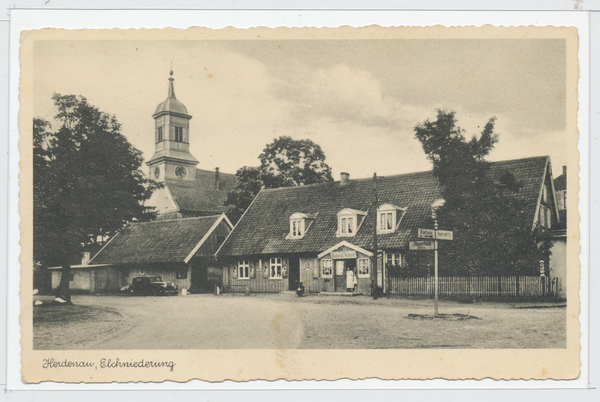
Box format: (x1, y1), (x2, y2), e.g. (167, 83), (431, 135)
(274, 64), (432, 132)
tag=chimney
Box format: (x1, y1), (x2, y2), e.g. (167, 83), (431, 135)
(340, 172), (350, 186)
(562, 166), (567, 176)
(215, 167), (220, 191)
(81, 251), (91, 266)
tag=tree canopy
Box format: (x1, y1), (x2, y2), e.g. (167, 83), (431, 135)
(413, 110), (551, 276)
(225, 136), (333, 223)
(34, 94), (157, 301)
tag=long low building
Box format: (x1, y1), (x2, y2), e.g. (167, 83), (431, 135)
(83, 214), (233, 293)
(216, 156), (564, 295)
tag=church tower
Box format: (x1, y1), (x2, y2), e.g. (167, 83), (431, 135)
(147, 70), (199, 184)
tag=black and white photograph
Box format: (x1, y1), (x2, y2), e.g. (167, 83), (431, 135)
(18, 25), (580, 382)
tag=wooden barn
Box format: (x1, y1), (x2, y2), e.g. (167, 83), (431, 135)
(89, 214), (233, 293)
(216, 156), (562, 296)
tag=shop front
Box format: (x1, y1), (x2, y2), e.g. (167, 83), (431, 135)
(317, 242), (373, 293)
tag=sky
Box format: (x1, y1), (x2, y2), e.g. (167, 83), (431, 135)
(33, 38), (568, 180)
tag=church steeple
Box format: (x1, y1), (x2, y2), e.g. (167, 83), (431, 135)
(147, 70), (198, 183)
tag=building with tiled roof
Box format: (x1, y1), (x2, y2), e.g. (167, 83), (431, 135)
(550, 165), (568, 298)
(216, 156), (562, 295)
(89, 214), (233, 293)
(146, 71), (236, 219)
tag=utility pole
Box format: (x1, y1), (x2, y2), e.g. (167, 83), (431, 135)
(372, 173), (379, 299)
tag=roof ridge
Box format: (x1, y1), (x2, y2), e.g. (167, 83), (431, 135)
(133, 215), (222, 225)
(195, 167), (236, 176)
(259, 156), (549, 194)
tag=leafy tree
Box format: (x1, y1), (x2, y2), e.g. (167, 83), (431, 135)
(413, 110), (551, 276)
(225, 136), (333, 223)
(34, 94), (157, 303)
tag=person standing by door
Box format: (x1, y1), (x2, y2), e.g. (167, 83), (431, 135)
(346, 268), (356, 292)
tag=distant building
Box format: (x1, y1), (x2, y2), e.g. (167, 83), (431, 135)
(216, 156), (563, 296)
(145, 70), (235, 219)
(550, 165), (567, 298)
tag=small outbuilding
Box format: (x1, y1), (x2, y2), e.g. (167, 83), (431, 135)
(89, 214), (233, 293)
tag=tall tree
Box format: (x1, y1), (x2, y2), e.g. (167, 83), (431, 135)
(225, 136), (333, 223)
(414, 110), (551, 276)
(34, 94), (157, 303)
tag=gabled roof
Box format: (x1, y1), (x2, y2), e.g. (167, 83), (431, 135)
(90, 214), (231, 265)
(217, 156), (550, 257)
(147, 168), (236, 216)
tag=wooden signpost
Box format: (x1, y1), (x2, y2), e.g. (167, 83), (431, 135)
(415, 228), (454, 317)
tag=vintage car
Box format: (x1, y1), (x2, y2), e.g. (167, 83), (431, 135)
(126, 276), (178, 296)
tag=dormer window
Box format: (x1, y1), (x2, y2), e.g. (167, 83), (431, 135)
(377, 204), (407, 234)
(287, 212), (316, 239)
(337, 208), (367, 237)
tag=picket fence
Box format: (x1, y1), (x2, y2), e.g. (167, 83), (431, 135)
(387, 276), (559, 297)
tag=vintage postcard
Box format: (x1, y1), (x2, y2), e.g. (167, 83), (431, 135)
(18, 25), (580, 383)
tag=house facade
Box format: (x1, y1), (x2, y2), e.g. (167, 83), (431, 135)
(216, 156), (562, 295)
(89, 214), (233, 293)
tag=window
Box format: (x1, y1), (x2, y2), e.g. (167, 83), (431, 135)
(270, 257), (282, 279)
(379, 211), (394, 232)
(341, 217), (354, 234)
(238, 260), (250, 279)
(357, 258), (371, 278)
(377, 204), (406, 233)
(321, 259), (333, 278)
(542, 184), (548, 203)
(546, 207), (552, 229)
(176, 268), (188, 279)
(157, 126), (163, 142)
(337, 208), (367, 237)
(539, 206), (546, 228)
(291, 219), (304, 238)
(288, 213), (316, 239)
(175, 126), (184, 142)
(386, 253), (401, 267)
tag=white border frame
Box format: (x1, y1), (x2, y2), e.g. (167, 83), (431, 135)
(4, 5), (592, 394)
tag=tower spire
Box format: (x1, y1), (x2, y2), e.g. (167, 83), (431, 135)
(168, 69), (176, 99)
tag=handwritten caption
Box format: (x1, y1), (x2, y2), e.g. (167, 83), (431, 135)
(42, 358), (176, 372)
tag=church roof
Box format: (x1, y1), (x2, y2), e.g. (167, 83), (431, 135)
(153, 71), (190, 117)
(167, 168), (237, 214)
(217, 156), (551, 257)
(90, 215), (230, 265)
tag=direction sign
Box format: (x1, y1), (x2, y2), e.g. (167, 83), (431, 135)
(418, 228), (454, 240)
(409, 240), (436, 250)
(436, 230), (454, 241)
(417, 228), (436, 239)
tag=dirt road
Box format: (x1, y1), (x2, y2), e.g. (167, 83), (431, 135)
(33, 293), (567, 350)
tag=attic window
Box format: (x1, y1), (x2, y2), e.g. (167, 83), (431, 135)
(287, 213), (316, 239)
(337, 208), (367, 237)
(377, 204), (407, 234)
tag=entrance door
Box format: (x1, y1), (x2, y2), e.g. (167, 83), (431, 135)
(334, 260), (346, 292)
(288, 257), (300, 290)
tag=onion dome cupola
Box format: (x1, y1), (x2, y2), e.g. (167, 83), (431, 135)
(147, 70), (199, 184)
